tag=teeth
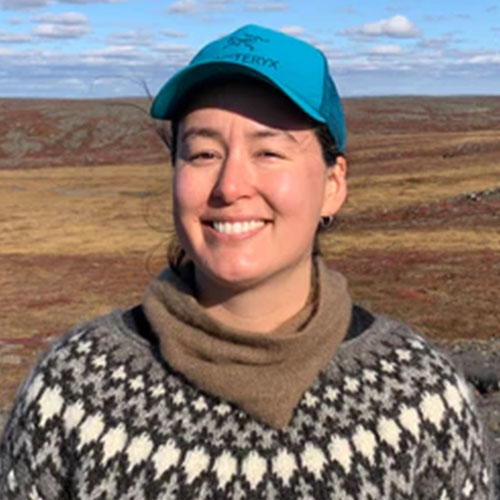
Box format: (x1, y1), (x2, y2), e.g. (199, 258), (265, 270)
(212, 220), (265, 234)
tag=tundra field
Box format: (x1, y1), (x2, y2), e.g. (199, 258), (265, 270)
(1, 96), (499, 429)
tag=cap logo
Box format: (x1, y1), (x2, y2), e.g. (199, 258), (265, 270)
(220, 32), (277, 69)
(224, 32), (268, 51)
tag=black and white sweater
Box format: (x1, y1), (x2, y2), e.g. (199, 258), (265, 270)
(0, 306), (493, 499)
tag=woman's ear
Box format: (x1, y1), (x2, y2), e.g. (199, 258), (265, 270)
(321, 156), (348, 217)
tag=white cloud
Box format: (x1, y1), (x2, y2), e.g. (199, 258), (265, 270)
(164, 0), (240, 19)
(154, 43), (193, 66)
(31, 10), (89, 38)
(322, 44), (500, 87)
(163, 29), (187, 38)
(0, 46), (18, 55)
(0, 4), (498, 99)
(155, 43), (191, 52)
(167, 0), (199, 14)
(418, 36), (452, 50)
(342, 15), (420, 39)
(33, 11), (88, 24)
(62, 0), (122, 3)
(33, 23), (88, 38)
(279, 25), (305, 36)
(84, 45), (140, 57)
(8, 16), (23, 23)
(81, 45), (147, 65)
(243, 0), (287, 12)
(166, 0), (236, 16)
(109, 30), (153, 46)
(205, 0), (234, 10)
(316, 45), (346, 61)
(1, 0), (119, 7)
(1, 0), (51, 9)
(1, 41), (499, 98)
(0, 45), (173, 97)
(56, 76), (86, 88)
(369, 44), (403, 55)
(0, 29), (31, 42)
(467, 54), (500, 64)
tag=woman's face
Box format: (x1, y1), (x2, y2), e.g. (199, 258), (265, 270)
(173, 81), (347, 290)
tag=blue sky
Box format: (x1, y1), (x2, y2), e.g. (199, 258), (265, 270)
(0, 0), (499, 97)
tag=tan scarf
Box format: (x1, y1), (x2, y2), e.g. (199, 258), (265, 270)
(142, 258), (352, 429)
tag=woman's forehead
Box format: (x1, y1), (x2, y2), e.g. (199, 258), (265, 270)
(180, 79), (316, 133)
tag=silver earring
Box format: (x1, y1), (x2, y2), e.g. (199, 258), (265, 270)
(320, 215), (335, 229)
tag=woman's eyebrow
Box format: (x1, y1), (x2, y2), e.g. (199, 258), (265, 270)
(180, 127), (223, 143)
(249, 128), (299, 143)
(180, 126), (299, 144)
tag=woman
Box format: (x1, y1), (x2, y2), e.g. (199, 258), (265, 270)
(0, 25), (493, 498)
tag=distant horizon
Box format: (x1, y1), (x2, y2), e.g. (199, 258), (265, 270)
(2, 93), (500, 101)
(0, 0), (499, 98)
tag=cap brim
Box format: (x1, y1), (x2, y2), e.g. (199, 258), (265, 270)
(151, 61), (326, 126)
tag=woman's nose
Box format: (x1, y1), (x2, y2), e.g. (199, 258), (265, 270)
(210, 152), (255, 204)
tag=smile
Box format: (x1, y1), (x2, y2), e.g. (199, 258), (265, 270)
(211, 220), (266, 235)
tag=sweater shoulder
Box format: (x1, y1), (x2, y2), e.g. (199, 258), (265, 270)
(343, 313), (454, 364)
(52, 308), (143, 349)
(372, 315), (463, 373)
(333, 313), (473, 396)
(4, 309), (152, 418)
(38, 308), (148, 365)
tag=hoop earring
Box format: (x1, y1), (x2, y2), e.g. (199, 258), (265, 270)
(320, 215), (336, 229)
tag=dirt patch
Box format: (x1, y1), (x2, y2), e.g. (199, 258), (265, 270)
(327, 250), (500, 342)
(338, 192), (500, 230)
(0, 98), (169, 169)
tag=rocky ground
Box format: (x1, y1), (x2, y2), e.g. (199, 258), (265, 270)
(443, 339), (500, 482)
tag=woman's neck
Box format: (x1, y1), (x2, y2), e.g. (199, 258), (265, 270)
(194, 258), (313, 334)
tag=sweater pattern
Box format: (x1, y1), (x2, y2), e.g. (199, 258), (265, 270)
(0, 311), (492, 499)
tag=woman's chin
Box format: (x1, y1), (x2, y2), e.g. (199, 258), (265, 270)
(207, 266), (264, 288)
(195, 258), (275, 291)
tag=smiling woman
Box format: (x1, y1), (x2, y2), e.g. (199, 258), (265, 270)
(0, 24), (495, 499)
(171, 80), (347, 332)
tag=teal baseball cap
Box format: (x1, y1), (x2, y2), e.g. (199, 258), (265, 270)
(151, 24), (347, 152)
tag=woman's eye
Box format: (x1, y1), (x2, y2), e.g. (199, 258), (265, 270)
(189, 151), (218, 162)
(258, 150), (284, 159)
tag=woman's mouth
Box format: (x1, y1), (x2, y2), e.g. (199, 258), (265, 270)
(211, 220), (266, 235)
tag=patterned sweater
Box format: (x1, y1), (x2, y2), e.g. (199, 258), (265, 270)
(0, 307), (493, 499)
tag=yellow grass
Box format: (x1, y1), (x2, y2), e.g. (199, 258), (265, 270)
(0, 164), (173, 255)
(348, 129), (500, 149)
(343, 160), (499, 214)
(321, 228), (500, 257)
(1, 161), (498, 256)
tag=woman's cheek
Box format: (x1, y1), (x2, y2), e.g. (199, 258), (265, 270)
(264, 169), (313, 214)
(174, 167), (211, 216)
